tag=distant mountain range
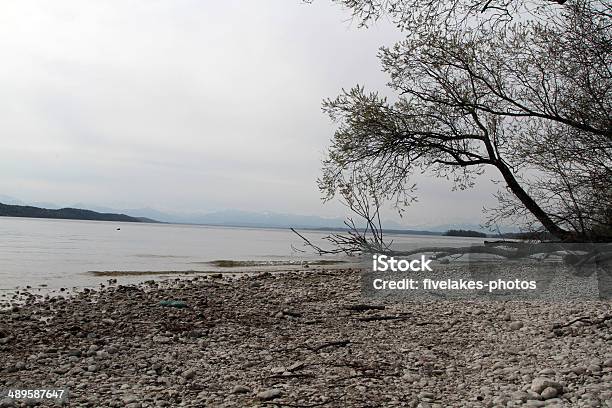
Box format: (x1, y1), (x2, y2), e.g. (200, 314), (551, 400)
(79, 207), (490, 234)
(0, 195), (505, 234)
(0, 202), (154, 223)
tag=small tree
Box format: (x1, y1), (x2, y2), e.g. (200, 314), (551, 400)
(293, 173), (393, 255)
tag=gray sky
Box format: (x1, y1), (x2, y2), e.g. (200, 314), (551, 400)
(0, 0), (501, 228)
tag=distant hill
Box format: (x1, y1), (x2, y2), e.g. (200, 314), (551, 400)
(0, 203), (156, 223)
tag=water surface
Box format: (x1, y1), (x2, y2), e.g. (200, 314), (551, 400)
(0, 217), (485, 290)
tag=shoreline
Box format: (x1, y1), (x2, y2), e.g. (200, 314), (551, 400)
(1, 268), (610, 407)
(0, 263), (358, 310)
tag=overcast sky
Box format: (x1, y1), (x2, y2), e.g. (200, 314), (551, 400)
(0, 0), (501, 228)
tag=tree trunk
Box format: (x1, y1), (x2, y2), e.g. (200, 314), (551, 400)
(495, 161), (574, 241)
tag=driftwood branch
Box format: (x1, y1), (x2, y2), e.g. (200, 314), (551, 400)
(263, 373), (316, 380)
(295, 219), (612, 268)
(345, 304), (386, 312)
(356, 314), (412, 322)
(552, 315), (612, 330)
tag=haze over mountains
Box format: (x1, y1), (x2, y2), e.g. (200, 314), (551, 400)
(0, 195), (492, 232)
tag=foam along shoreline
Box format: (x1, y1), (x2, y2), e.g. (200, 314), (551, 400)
(0, 267), (610, 406)
(88, 270), (223, 277)
(86, 259), (353, 276)
(205, 259), (348, 268)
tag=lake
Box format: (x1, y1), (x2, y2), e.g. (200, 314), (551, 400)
(0, 217), (486, 291)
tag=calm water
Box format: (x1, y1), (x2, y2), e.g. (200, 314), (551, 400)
(0, 217), (486, 290)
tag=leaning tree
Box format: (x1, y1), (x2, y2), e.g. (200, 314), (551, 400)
(314, 0), (611, 247)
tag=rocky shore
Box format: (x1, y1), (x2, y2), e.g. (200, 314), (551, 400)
(1, 268), (611, 407)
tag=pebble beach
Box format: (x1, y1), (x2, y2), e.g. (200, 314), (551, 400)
(1, 267), (611, 407)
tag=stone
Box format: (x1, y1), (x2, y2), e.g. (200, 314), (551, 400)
(0, 397), (15, 408)
(540, 387), (558, 400)
(538, 368), (555, 376)
(231, 385), (251, 394)
(153, 336), (171, 344)
(526, 390), (542, 400)
(531, 378), (562, 394)
(122, 394), (138, 404)
(54, 364), (71, 374)
(287, 361), (304, 371)
(183, 369), (196, 379)
(257, 389), (282, 401)
(509, 321), (524, 330)
(587, 364), (601, 373)
(419, 391), (435, 399)
(511, 391), (529, 402)
(403, 373), (420, 382)
(187, 329), (206, 338)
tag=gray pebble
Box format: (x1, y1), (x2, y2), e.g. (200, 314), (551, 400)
(531, 378), (562, 394)
(257, 389), (282, 401)
(510, 321), (524, 330)
(540, 387), (558, 400)
(231, 385), (251, 394)
(182, 368), (196, 379)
